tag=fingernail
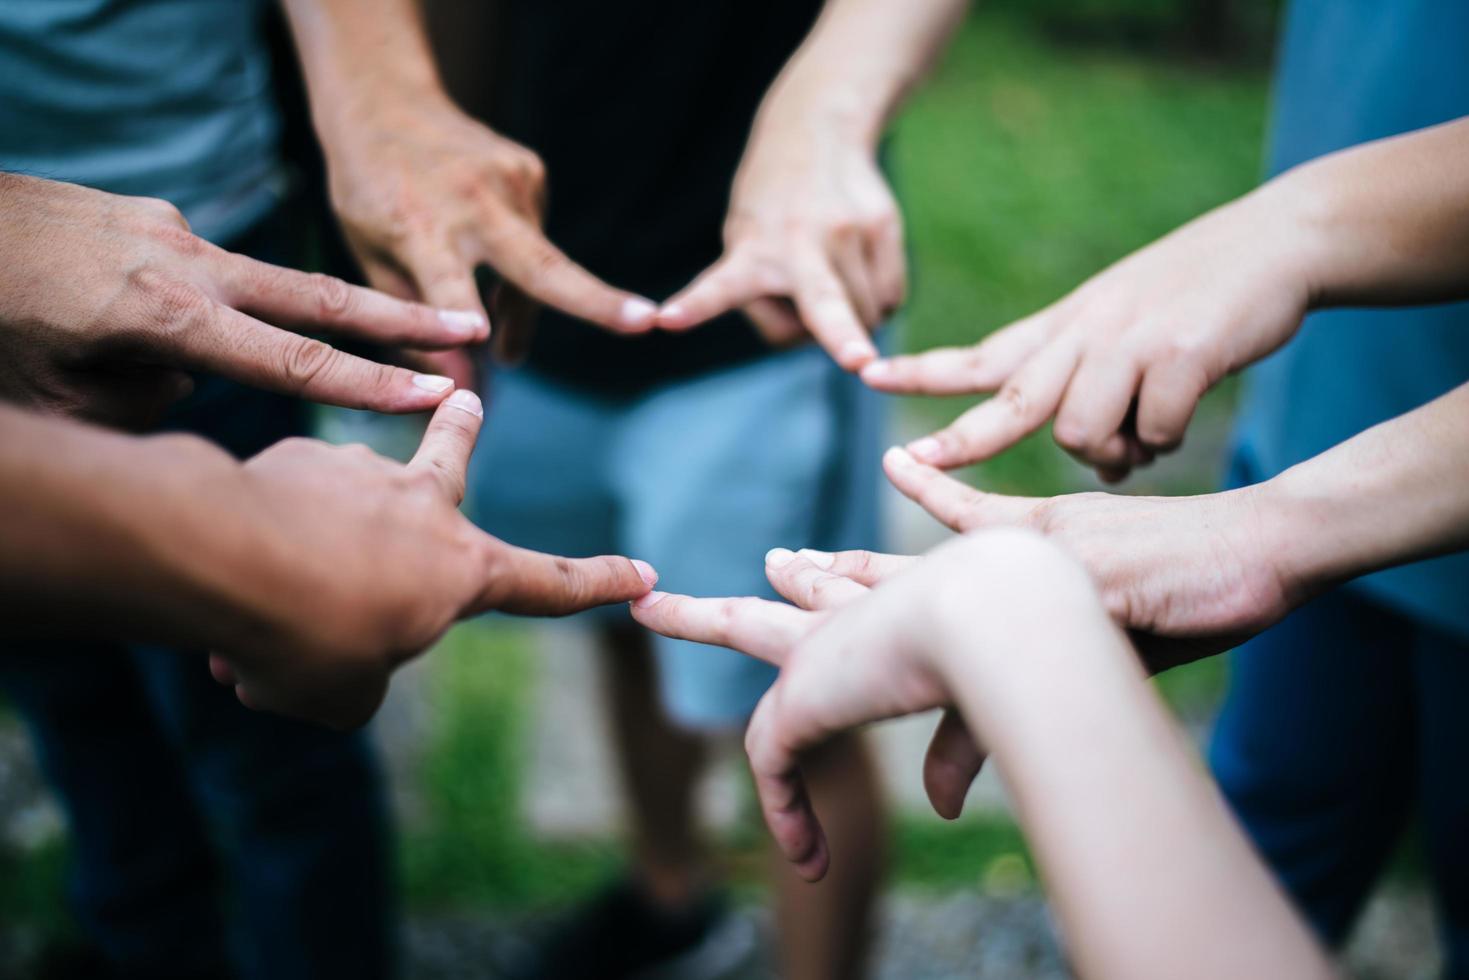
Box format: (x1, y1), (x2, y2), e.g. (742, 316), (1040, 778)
(412, 374), (454, 393)
(631, 559), (659, 587)
(438, 309), (487, 333)
(633, 590), (667, 610)
(797, 549), (835, 569)
(840, 340), (877, 369)
(765, 547), (797, 567)
(445, 389), (483, 417)
(621, 297), (658, 327)
(908, 437), (942, 463)
(885, 445), (917, 468)
(861, 361), (892, 382)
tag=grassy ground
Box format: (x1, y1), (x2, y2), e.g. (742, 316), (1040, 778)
(1, 6), (1272, 940)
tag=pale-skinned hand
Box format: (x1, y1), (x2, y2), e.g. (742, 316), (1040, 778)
(862, 183), (1314, 480)
(631, 530), (1093, 880)
(0, 174), (490, 428)
(207, 390), (657, 729)
(658, 120), (903, 371)
(882, 445), (1299, 665)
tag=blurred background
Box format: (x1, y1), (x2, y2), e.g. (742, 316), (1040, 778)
(0, 2), (1437, 977)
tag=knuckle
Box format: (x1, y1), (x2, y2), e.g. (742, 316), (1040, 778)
(307, 272), (357, 321)
(136, 270), (213, 336)
(279, 335), (338, 390)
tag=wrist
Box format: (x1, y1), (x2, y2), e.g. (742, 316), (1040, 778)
(1250, 467), (1366, 604)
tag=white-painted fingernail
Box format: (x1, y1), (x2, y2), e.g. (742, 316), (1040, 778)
(632, 559), (659, 587)
(797, 549), (835, 569)
(907, 438), (941, 462)
(413, 374), (454, 393)
(445, 389), (483, 416)
(840, 340), (877, 368)
(885, 445), (917, 468)
(621, 297), (658, 327)
(633, 590), (667, 610)
(438, 309), (487, 333)
(765, 547), (797, 567)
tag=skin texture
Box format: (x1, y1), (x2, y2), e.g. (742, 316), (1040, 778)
(657, 0), (970, 370)
(862, 116), (1469, 478)
(631, 531), (1335, 980)
(0, 397), (657, 730)
(0, 173), (487, 429)
(282, 0), (659, 384)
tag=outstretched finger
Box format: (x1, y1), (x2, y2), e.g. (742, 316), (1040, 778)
(476, 546), (659, 617)
(923, 708), (987, 820)
(745, 689), (830, 881)
(792, 247), (877, 370)
(172, 303), (456, 413)
(778, 548), (917, 588)
(906, 338), (1079, 468)
(407, 390), (485, 504)
(222, 253), (489, 347)
(764, 549), (870, 611)
(658, 252), (767, 332)
(629, 592), (814, 666)
(883, 447), (1036, 533)
(484, 218), (657, 333)
(861, 314), (1052, 394)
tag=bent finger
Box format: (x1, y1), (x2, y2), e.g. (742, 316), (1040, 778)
(923, 709), (987, 820)
(791, 247), (877, 370)
(407, 390), (485, 504)
(764, 549), (870, 611)
(745, 690), (830, 882)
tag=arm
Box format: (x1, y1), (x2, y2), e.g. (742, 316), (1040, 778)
(0, 398), (656, 729)
(0, 173), (486, 427)
(657, 0), (970, 369)
(630, 532), (1333, 979)
(881, 378), (1469, 664)
(866, 115), (1469, 475)
(281, 0), (658, 371)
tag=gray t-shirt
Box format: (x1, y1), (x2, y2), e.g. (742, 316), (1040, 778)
(0, 0), (283, 244)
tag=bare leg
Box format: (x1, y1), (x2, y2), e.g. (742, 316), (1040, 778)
(600, 621), (710, 909)
(773, 732), (886, 980)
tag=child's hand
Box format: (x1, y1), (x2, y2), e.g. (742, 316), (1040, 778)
(862, 183), (1317, 480)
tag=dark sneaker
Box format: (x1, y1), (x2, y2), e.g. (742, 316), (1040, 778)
(517, 877), (758, 980)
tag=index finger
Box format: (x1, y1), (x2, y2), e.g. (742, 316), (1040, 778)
(475, 545), (659, 617)
(484, 217), (657, 333)
(407, 390), (484, 504)
(172, 302), (457, 413)
(744, 689), (830, 882)
(657, 252), (766, 332)
(883, 447), (1037, 532)
(629, 592), (815, 666)
(222, 254), (490, 347)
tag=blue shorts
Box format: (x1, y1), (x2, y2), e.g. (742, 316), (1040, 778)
(467, 345), (884, 730)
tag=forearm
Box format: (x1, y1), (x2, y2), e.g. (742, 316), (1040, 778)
(1270, 116), (1469, 308)
(1257, 380), (1469, 603)
(0, 406), (264, 646)
(281, 0), (452, 147)
(934, 604), (1330, 979)
(753, 0), (969, 149)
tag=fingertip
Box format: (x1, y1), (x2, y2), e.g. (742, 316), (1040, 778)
(443, 388), (484, 418)
(883, 445), (919, 473)
(906, 436), (944, 465)
(631, 559), (659, 588)
(437, 308), (490, 340)
(619, 297), (659, 332)
(765, 547), (798, 568)
(837, 339), (878, 372)
(860, 360), (894, 386)
(632, 590), (668, 611)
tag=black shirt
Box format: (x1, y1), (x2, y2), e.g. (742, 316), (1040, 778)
(485, 0), (825, 397)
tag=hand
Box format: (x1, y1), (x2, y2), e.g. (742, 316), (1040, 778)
(319, 94), (658, 361)
(862, 183), (1314, 479)
(208, 390), (658, 729)
(883, 445), (1298, 665)
(0, 174), (486, 429)
(632, 530), (1103, 881)
(657, 120), (903, 371)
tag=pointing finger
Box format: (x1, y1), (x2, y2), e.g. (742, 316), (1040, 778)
(883, 447), (1037, 533)
(407, 390), (484, 504)
(629, 592), (815, 666)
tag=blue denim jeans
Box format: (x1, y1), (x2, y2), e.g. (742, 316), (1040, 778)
(0, 207), (396, 980)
